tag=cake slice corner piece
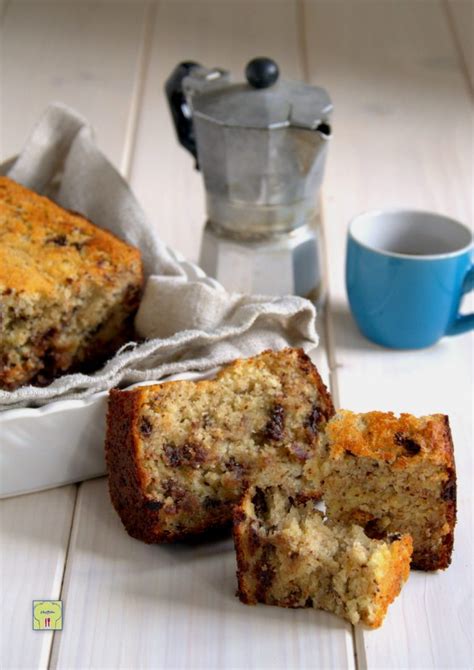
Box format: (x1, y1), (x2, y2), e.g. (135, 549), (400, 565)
(233, 484), (412, 628)
(319, 410), (456, 570)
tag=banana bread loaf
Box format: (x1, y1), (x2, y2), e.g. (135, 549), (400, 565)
(0, 177), (143, 390)
(317, 410), (456, 570)
(105, 348), (334, 542)
(233, 484), (412, 628)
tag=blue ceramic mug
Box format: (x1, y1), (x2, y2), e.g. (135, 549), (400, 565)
(346, 209), (474, 349)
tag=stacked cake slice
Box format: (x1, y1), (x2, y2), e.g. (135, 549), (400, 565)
(105, 348), (456, 628)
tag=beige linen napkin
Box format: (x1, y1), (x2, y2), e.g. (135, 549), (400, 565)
(0, 104), (318, 409)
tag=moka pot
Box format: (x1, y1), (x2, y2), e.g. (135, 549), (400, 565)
(165, 57), (332, 300)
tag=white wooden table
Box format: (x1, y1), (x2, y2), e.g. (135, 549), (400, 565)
(1, 1), (473, 668)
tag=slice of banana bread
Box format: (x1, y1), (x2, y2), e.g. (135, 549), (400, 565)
(0, 177), (143, 390)
(317, 410), (456, 570)
(233, 484), (412, 628)
(105, 348), (334, 543)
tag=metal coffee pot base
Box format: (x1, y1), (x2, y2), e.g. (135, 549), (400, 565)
(199, 222), (324, 303)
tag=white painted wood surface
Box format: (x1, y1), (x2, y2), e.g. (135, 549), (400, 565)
(1, 0), (472, 668)
(0, 487), (77, 669)
(447, 0), (474, 90)
(0, 0), (148, 168)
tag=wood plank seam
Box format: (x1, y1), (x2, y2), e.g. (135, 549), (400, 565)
(46, 4), (155, 661)
(296, 0), (311, 83)
(47, 484), (79, 670)
(443, 0), (474, 98)
(121, 0), (158, 179)
(39, 3), (156, 663)
(297, 2), (359, 668)
(0, 0), (9, 25)
(319, 148), (363, 670)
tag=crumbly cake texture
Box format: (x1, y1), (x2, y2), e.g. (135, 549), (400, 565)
(318, 410), (456, 571)
(0, 177), (143, 390)
(233, 485), (412, 628)
(105, 348), (335, 543)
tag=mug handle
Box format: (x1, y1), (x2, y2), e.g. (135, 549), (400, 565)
(446, 264), (474, 336)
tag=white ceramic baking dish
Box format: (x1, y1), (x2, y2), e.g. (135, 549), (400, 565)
(0, 243), (221, 498)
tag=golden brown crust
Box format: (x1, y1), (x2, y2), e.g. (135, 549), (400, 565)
(369, 535), (412, 627)
(105, 389), (226, 543)
(325, 410), (455, 470)
(0, 177), (143, 389)
(0, 177), (141, 294)
(414, 415), (456, 571)
(105, 348), (334, 543)
(233, 506), (257, 605)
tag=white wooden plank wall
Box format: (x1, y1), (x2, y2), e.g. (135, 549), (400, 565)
(0, 0), (148, 168)
(0, 0), (9, 24)
(304, 1), (473, 668)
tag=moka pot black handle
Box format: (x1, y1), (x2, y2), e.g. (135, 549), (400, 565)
(165, 61), (201, 168)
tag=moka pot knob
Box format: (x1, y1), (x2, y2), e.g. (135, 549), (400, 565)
(245, 57), (279, 89)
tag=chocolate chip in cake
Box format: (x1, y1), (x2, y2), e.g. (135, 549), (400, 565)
(163, 441), (207, 469)
(162, 480), (189, 513)
(145, 500), (163, 511)
(248, 527), (261, 553)
(304, 404), (322, 433)
(203, 497), (222, 510)
(364, 518), (386, 540)
(140, 417), (153, 437)
(163, 443), (182, 467)
(47, 234), (68, 246)
(264, 404), (285, 441)
(252, 487), (268, 519)
(182, 441), (207, 467)
(394, 433), (421, 455)
(388, 533), (402, 543)
(254, 545), (276, 600)
(202, 413), (212, 428)
(442, 479), (456, 503)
